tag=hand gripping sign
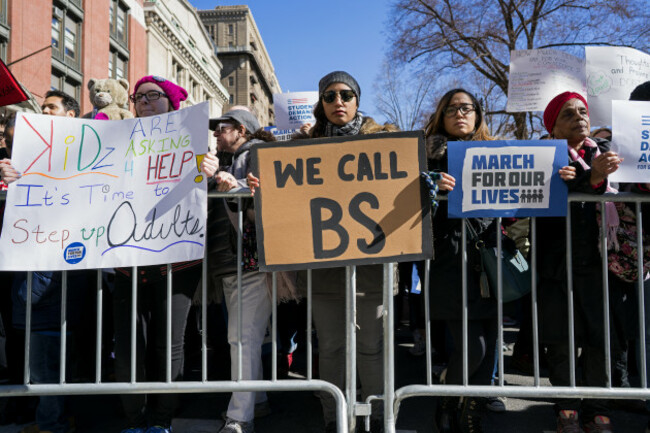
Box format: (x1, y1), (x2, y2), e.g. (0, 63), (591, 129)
(0, 103), (209, 271)
(251, 131), (433, 271)
(447, 140), (568, 218)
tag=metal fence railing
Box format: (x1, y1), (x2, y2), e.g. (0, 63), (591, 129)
(0, 191), (649, 432)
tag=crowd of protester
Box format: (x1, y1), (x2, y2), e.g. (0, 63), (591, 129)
(0, 72), (649, 433)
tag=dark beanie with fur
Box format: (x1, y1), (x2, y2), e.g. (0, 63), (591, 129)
(318, 71), (361, 103)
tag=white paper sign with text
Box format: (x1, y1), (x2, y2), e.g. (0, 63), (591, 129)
(273, 91), (318, 130)
(610, 100), (650, 183)
(0, 103), (209, 271)
(586, 46), (650, 127)
(506, 49), (586, 113)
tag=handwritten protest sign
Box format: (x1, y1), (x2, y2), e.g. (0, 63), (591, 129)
(506, 49), (586, 113)
(610, 100), (650, 182)
(0, 59), (29, 108)
(251, 132), (432, 271)
(0, 103), (208, 271)
(447, 140), (568, 218)
(586, 47), (650, 127)
(273, 91), (318, 130)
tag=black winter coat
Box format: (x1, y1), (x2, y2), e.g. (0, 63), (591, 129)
(537, 139), (609, 345)
(427, 135), (496, 320)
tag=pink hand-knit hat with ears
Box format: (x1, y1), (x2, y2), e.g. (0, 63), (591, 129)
(133, 75), (188, 111)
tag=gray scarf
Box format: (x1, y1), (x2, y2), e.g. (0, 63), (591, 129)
(324, 113), (363, 137)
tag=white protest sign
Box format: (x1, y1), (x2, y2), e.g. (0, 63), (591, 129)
(0, 103), (209, 271)
(586, 46), (650, 127)
(264, 126), (298, 142)
(506, 49), (586, 112)
(273, 91), (318, 130)
(610, 100), (650, 182)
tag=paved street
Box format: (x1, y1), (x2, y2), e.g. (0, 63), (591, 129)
(0, 323), (647, 433)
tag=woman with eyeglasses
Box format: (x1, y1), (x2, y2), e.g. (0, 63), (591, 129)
(114, 76), (201, 433)
(424, 88), (497, 433)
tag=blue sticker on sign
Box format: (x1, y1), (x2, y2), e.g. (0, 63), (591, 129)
(63, 242), (86, 264)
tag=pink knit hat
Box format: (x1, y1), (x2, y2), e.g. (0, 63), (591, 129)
(133, 75), (188, 111)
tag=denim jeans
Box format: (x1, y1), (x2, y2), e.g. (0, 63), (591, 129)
(30, 331), (71, 433)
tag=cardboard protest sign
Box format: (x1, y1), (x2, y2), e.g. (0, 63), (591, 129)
(610, 100), (650, 182)
(586, 47), (650, 127)
(506, 49), (586, 113)
(0, 103), (208, 271)
(447, 140), (568, 218)
(0, 59), (29, 107)
(273, 91), (318, 130)
(251, 132), (432, 271)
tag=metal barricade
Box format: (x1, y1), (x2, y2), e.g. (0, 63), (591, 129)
(0, 190), (348, 432)
(391, 192), (650, 433)
(1, 191), (649, 432)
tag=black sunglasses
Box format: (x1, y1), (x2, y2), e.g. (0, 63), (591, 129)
(322, 90), (356, 104)
(129, 90), (168, 103)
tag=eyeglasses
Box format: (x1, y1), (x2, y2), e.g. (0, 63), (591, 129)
(443, 104), (475, 117)
(322, 90), (356, 104)
(214, 123), (235, 134)
(129, 91), (168, 103)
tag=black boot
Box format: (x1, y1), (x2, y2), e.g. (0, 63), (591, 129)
(436, 396), (459, 433)
(458, 397), (483, 433)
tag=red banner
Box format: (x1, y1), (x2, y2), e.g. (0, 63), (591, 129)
(0, 59), (29, 107)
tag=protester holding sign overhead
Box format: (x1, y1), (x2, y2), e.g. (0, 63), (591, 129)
(537, 91), (622, 433)
(423, 88), (496, 433)
(113, 75), (200, 433)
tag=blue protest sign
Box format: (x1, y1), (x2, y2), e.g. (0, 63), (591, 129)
(447, 140), (568, 218)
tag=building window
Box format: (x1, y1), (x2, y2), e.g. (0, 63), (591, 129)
(109, 49), (128, 80)
(250, 93), (257, 104)
(64, 22), (77, 60)
(51, 2), (82, 71)
(228, 41), (234, 48)
(52, 12), (62, 50)
(250, 41), (257, 51)
(172, 60), (183, 86)
(229, 94), (234, 104)
(228, 24), (233, 35)
(110, 0), (129, 46)
(51, 73), (81, 101)
(228, 76), (234, 86)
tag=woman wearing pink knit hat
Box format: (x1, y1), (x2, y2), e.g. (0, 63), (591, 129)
(537, 91), (621, 433)
(114, 75), (199, 433)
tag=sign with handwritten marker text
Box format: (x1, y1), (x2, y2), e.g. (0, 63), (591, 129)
(447, 140), (568, 218)
(506, 49), (586, 113)
(0, 103), (208, 271)
(586, 46), (650, 127)
(251, 131), (433, 272)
